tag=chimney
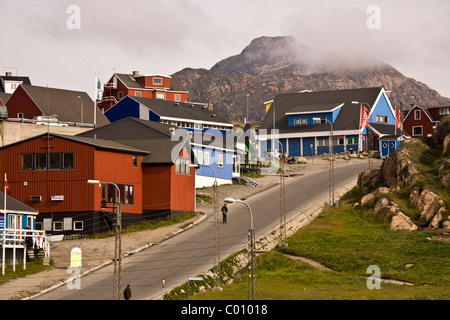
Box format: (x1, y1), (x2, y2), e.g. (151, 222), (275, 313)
(132, 71), (139, 76)
(5, 72), (12, 77)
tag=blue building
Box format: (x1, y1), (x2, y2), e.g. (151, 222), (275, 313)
(259, 87), (406, 158)
(103, 96), (240, 187)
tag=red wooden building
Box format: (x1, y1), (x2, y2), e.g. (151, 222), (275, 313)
(5, 84), (109, 126)
(403, 105), (449, 138)
(0, 120), (195, 235)
(98, 71), (188, 112)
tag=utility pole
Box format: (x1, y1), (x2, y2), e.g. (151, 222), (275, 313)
(113, 200), (122, 300)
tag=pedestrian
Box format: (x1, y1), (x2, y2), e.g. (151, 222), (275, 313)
(124, 284), (132, 300)
(221, 203), (228, 223)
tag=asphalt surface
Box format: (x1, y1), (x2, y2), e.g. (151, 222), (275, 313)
(34, 161), (373, 300)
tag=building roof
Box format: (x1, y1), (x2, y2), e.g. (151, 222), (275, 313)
(0, 131), (149, 155)
(114, 73), (188, 92)
(0, 75), (31, 93)
(404, 105), (439, 122)
(0, 192), (38, 214)
(19, 84), (110, 126)
(0, 92), (11, 104)
(126, 96), (232, 126)
(260, 87), (385, 133)
(77, 117), (191, 164)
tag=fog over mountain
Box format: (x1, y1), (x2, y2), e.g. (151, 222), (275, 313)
(173, 36), (450, 123)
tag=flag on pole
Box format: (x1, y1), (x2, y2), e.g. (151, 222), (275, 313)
(4, 173), (10, 194)
(395, 107), (403, 130)
(360, 105), (370, 128)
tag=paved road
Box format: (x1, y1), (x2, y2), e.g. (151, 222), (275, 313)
(34, 161), (377, 300)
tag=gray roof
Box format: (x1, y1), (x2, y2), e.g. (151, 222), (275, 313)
(19, 84), (110, 126)
(0, 192), (38, 214)
(0, 131), (149, 155)
(0, 92), (11, 104)
(77, 117), (190, 164)
(126, 96), (232, 126)
(114, 73), (188, 92)
(260, 87), (384, 133)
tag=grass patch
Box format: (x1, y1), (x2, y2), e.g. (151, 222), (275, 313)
(189, 187), (450, 300)
(0, 258), (54, 286)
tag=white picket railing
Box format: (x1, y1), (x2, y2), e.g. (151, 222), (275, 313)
(0, 228), (50, 258)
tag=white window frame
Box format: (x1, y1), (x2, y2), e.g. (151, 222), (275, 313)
(135, 91), (141, 97)
(73, 221), (84, 231)
(53, 221), (63, 231)
(153, 77), (163, 85)
(414, 110), (421, 120)
(413, 126), (423, 136)
(156, 92), (166, 100)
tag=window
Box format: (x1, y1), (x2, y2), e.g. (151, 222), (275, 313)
(53, 221), (63, 231)
(413, 126), (423, 136)
(198, 150), (203, 164)
(135, 91), (141, 97)
(218, 153), (224, 168)
(376, 115), (388, 123)
(333, 138), (344, 145)
(318, 138), (329, 146)
(35, 153), (47, 170)
(49, 153), (61, 170)
(74, 221), (84, 231)
(17, 112), (24, 118)
(414, 110), (421, 120)
(347, 137), (358, 144)
(153, 77), (163, 85)
(204, 152), (210, 165)
(156, 92), (166, 100)
(63, 153), (74, 169)
(440, 108), (449, 115)
(22, 152), (74, 171)
(132, 155), (138, 167)
(294, 118), (307, 126)
(174, 94), (181, 102)
(125, 185), (134, 205)
(22, 154), (33, 171)
(118, 91), (123, 100)
(176, 158), (190, 175)
(313, 117), (327, 124)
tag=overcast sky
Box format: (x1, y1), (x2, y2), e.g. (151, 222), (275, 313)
(1, 0), (449, 100)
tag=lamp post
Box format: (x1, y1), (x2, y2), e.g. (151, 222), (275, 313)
(224, 198), (256, 300)
(189, 164), (222, 293)
(3, 65), (18, 76)
(87, 179), (122, 300)
(313, 117), (334, 207)
(77, 96), (83, 123)
(273, 139), (287, 247)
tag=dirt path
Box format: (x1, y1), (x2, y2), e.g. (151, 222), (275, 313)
(0, 157), (371, 300)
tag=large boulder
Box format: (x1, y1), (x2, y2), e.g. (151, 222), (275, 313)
(357, 169), (383, 194)
(381, 139), (425, 187)
(429, 207), (446, 229)
(390, 212), (418, 231)
(410, 189), (442, 223)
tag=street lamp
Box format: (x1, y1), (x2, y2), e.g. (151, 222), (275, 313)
(3, 65), (18, 76)
(313, 117), (335, 207)
(87, 179), (122, 300)
(224, 198), (256, 300)
(272, 139), (287, 247)
(77, 96), (83, 123)
(189, 164), (222, 293)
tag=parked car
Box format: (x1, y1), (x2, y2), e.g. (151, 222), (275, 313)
(33, 116), (68, 127)
(265, 149), (283, 159)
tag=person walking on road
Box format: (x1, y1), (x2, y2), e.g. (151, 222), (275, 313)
(124, 284), (132, 300)
(221, 203), (228, 223)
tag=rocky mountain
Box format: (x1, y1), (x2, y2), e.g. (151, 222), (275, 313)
(172, 36), (450, 123)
